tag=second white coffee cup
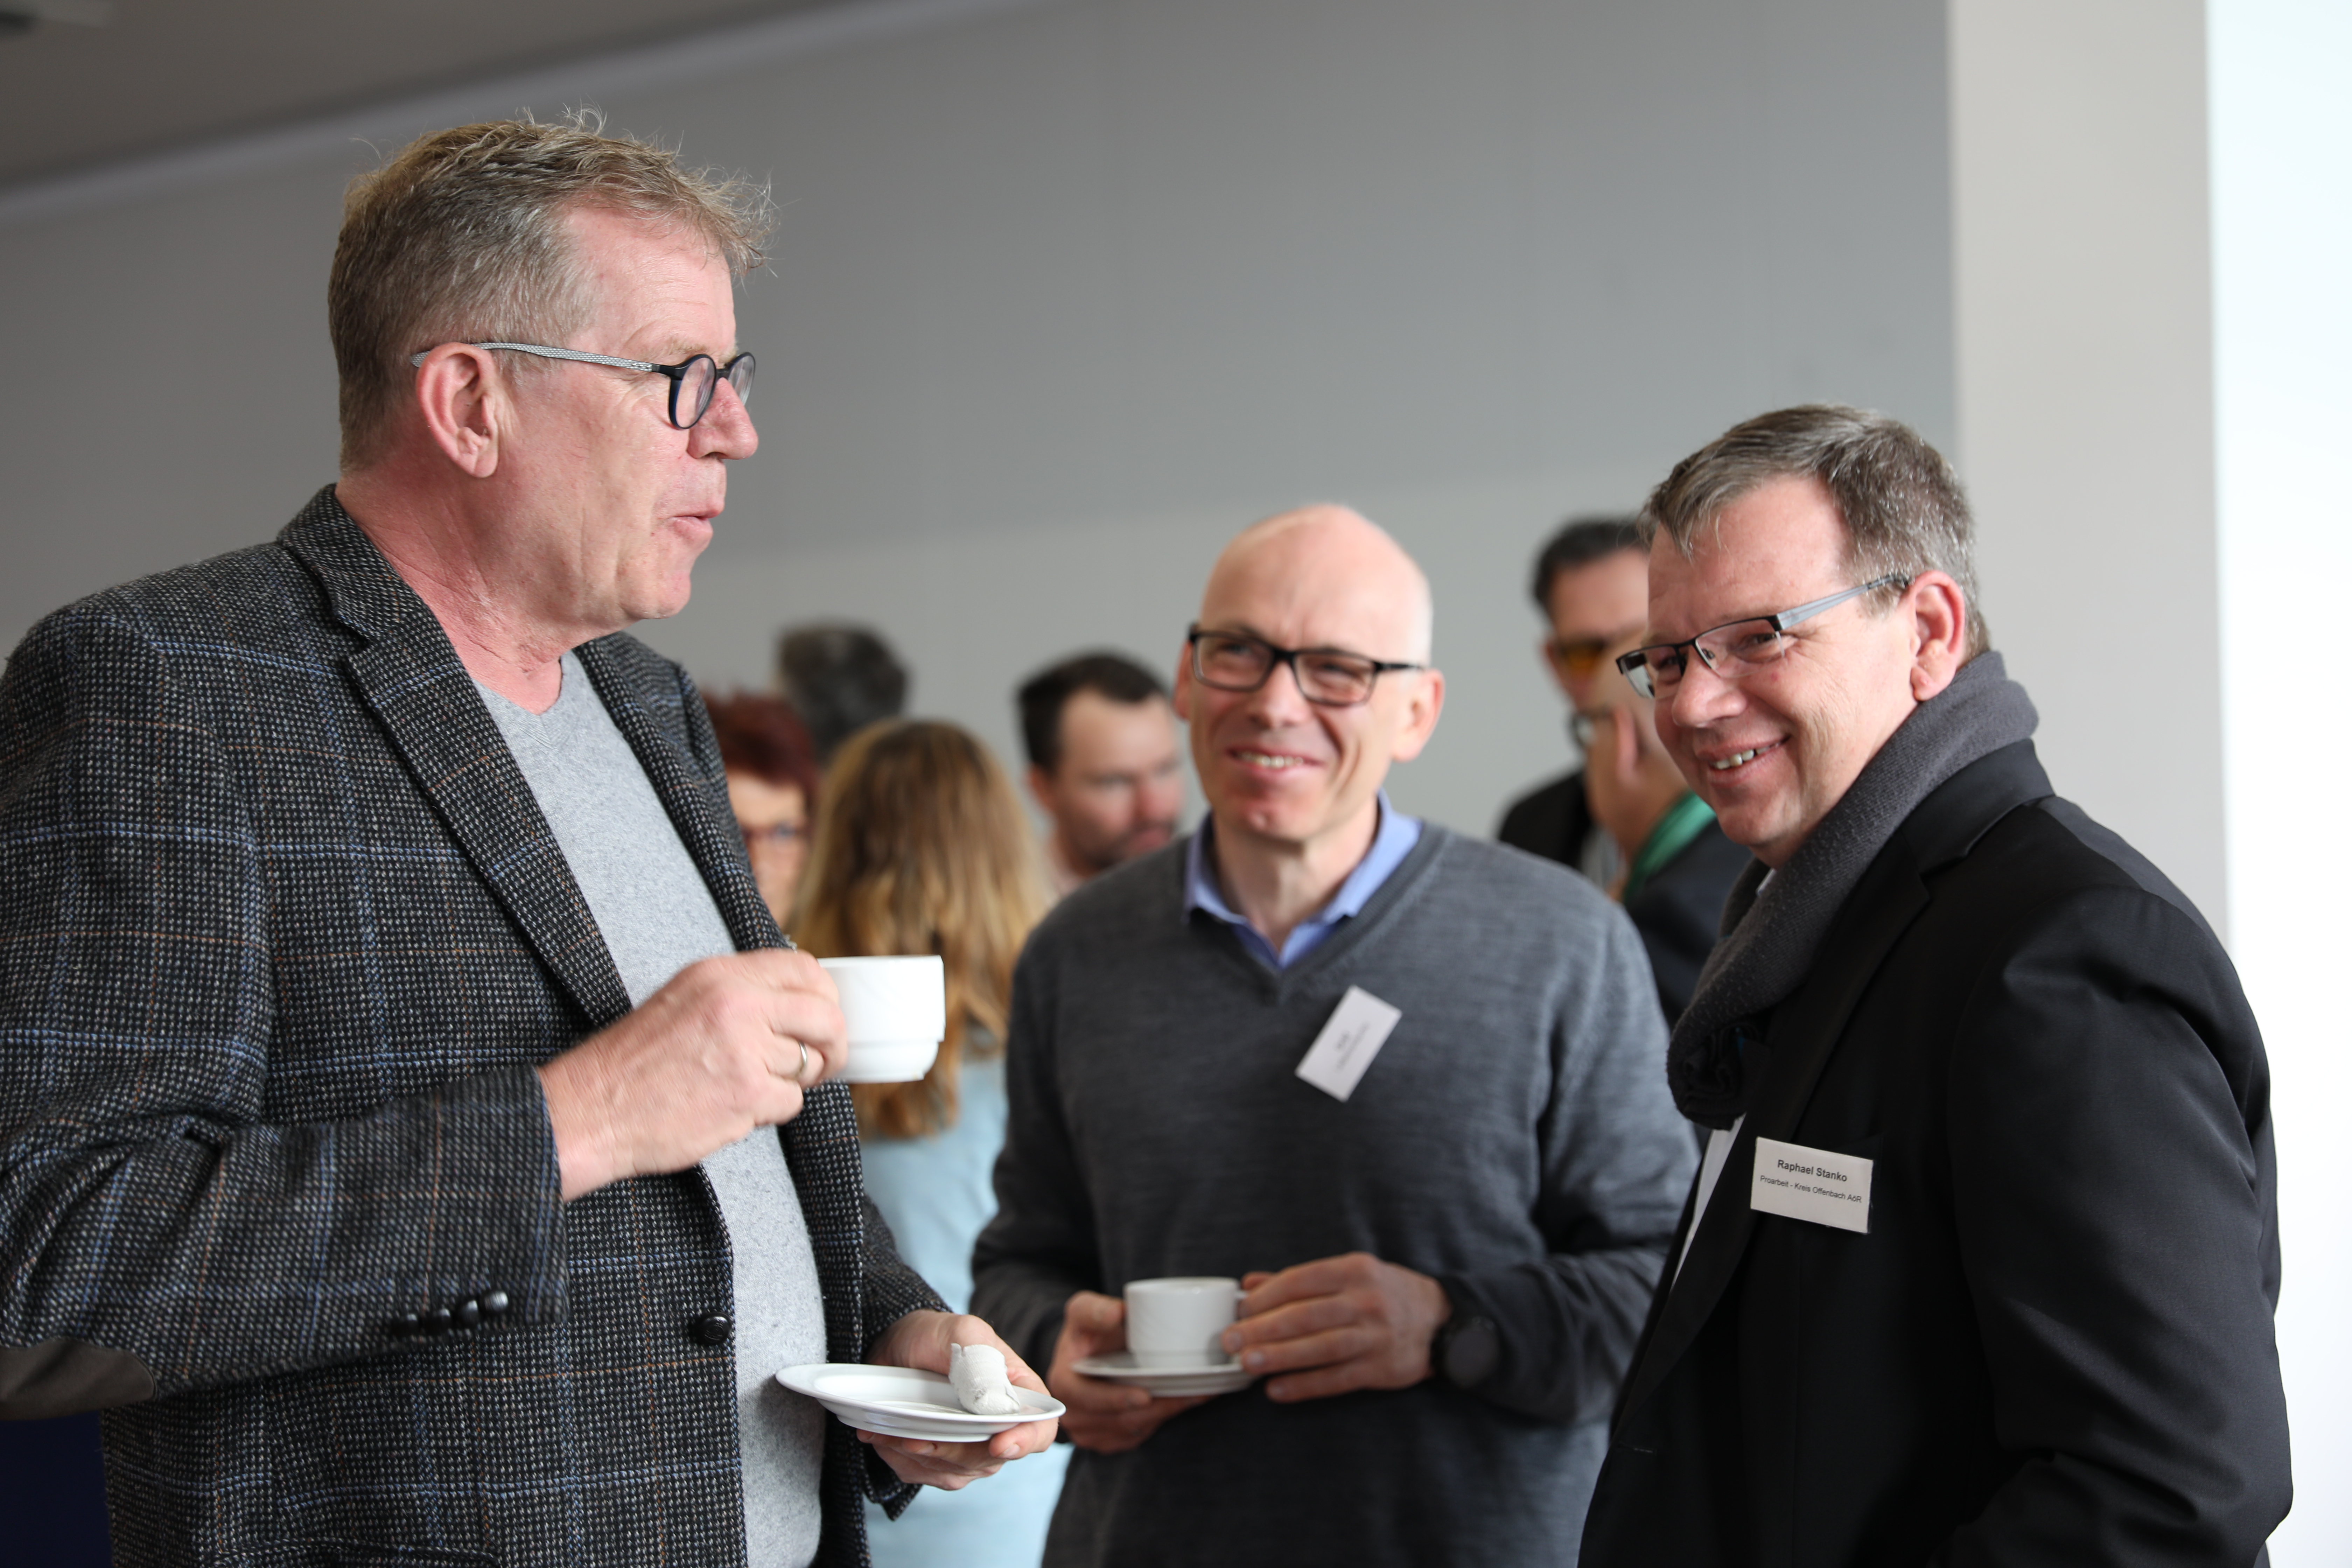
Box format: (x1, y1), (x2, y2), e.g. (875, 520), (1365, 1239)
(817, 955), (946, 1083)
(1125, 1276), (1244, 1367)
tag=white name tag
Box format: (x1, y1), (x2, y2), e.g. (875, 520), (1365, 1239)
(1749, 1137), (1873, 1233)
(1294, 986), (1402, 1102)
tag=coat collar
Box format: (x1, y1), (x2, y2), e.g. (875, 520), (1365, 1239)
(1614, 739), (2053, 1432)
(279, 486), (636, 1030)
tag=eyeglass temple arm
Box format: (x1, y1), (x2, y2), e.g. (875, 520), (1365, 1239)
(405, 343), (660, 372)
(1769, 573), (1911, 632)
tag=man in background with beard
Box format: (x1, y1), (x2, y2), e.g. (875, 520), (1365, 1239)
(1018, 652), (1187, 898)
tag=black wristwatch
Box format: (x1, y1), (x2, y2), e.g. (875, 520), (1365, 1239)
(1431, 1282), (1500, 1390)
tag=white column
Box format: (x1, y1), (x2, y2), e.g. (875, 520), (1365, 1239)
(2212, 1), (2352, 1561)
(1948, 0), (2225, 924)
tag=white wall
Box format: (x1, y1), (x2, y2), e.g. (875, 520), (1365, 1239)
(2212, 1), (2352, 1560)
(0, 0), (1955, 839)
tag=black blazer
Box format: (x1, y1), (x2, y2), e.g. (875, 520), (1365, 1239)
(1503, 772), (1744, 1026)
(1498, 768), (1598, 869)
(1623, 819), (1749, 1026)
(0, 491), (940, 1567)
(1580, 741), (2290, 1567)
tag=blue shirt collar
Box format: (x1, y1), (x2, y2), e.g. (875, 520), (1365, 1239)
(1184, 792), (1424, 968)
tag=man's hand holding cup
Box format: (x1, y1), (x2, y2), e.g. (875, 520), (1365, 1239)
(536, 947), (846, 1200)
(1221, 1252), (1450, 1402)
(1046, 1287), (1218, 1454)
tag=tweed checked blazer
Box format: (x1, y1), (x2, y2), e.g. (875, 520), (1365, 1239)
(0, 488), (942, 1567)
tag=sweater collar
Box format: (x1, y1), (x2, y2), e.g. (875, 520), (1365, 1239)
(1184, 792), (1423, 968)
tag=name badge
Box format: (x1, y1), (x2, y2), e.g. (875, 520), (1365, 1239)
(1749, 1136), (1873, 1233)
(1294, 986), (1402, 1102)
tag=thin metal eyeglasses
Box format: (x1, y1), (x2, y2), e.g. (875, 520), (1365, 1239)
(1614, 574), (1909, 698)
(1186, 625), (1426, 708)
(406, 342), (756, 430)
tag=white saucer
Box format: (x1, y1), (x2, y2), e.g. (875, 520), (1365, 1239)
(1073, 1351), (1255, 1396)
(776, 1363), (1064, 1441)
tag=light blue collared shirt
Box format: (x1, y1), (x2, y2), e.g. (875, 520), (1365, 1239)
(1184, 792), (1424, 968)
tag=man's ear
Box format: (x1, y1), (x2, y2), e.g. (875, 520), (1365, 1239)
(1905, 571), (1969, 701)
(411, 344), (507, 479)
(1388, 668), (1447, 763)
(1025, 763), (1057, 815)
(1171, 646), (1196, 722)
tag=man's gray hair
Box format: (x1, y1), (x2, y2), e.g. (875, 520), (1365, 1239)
(330, 110), (774, 470)
(1641, 405), (1990, 657)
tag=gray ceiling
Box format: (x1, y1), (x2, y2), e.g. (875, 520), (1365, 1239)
(0, 0), (844, 187)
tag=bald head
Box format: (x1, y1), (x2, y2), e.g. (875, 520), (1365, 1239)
(1178, 503), (1445, 873)
(1202, 505), (1434, 664)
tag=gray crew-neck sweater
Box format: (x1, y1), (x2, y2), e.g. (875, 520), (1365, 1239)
(971, 825), (1698, 1567)
(479, 652), (828, 1568)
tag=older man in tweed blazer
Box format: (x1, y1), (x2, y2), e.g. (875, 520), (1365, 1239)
(0, 120), (1052, 1566)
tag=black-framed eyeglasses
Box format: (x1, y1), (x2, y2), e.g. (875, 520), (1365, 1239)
(1614, 574), (1909, 699)
(1186, 625), (1425, 708)
(407, 341), (756, 429)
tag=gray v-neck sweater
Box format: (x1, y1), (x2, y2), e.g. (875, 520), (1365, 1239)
(972, 825), (1697, 1567)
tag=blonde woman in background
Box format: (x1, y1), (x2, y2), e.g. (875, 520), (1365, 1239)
(793, 720), (1070, 1567)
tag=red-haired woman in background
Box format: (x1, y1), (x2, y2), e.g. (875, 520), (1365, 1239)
(705, 692), (823, 930)
(794, 720), (1068, 1567)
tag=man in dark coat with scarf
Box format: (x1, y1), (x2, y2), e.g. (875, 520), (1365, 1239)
(1578, 405), (2291, 1566)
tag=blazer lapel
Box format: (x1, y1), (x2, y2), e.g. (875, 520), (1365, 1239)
(281, 492), (634, 1031)
(574, 638), (780, 955)
(1614, 840), (1932, 1430)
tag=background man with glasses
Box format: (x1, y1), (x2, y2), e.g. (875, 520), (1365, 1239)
(0, 117), (1054, 1568)
(1502, 514), (1650, 884)
(973, 504), (1696, 1566)
(1579, 406), (2289, 1566)
(1503, 515), (1748, 1027)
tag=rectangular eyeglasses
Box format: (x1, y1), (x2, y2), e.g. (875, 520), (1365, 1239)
(1614, 574), (1908, 698)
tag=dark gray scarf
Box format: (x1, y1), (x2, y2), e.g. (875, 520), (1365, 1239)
(1667, 652), (2039, 1129)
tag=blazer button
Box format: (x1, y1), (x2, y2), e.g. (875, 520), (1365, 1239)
(481, 1290), (511, 1317)
(388, 1312), (421, 1338)
(690, 1312), (733, 1346)
(456, 1298), (482, 1328)
(426, 1307), (454, 1335)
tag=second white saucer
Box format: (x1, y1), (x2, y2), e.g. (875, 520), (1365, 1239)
(1073, 1351), (1255, 1396)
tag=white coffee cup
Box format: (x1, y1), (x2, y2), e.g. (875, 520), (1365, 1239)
(818, 956), (947, 1084)
(1124, 1276), (1245, 1367)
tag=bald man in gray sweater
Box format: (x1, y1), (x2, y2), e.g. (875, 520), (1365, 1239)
(971, 507), (1696, 1566)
